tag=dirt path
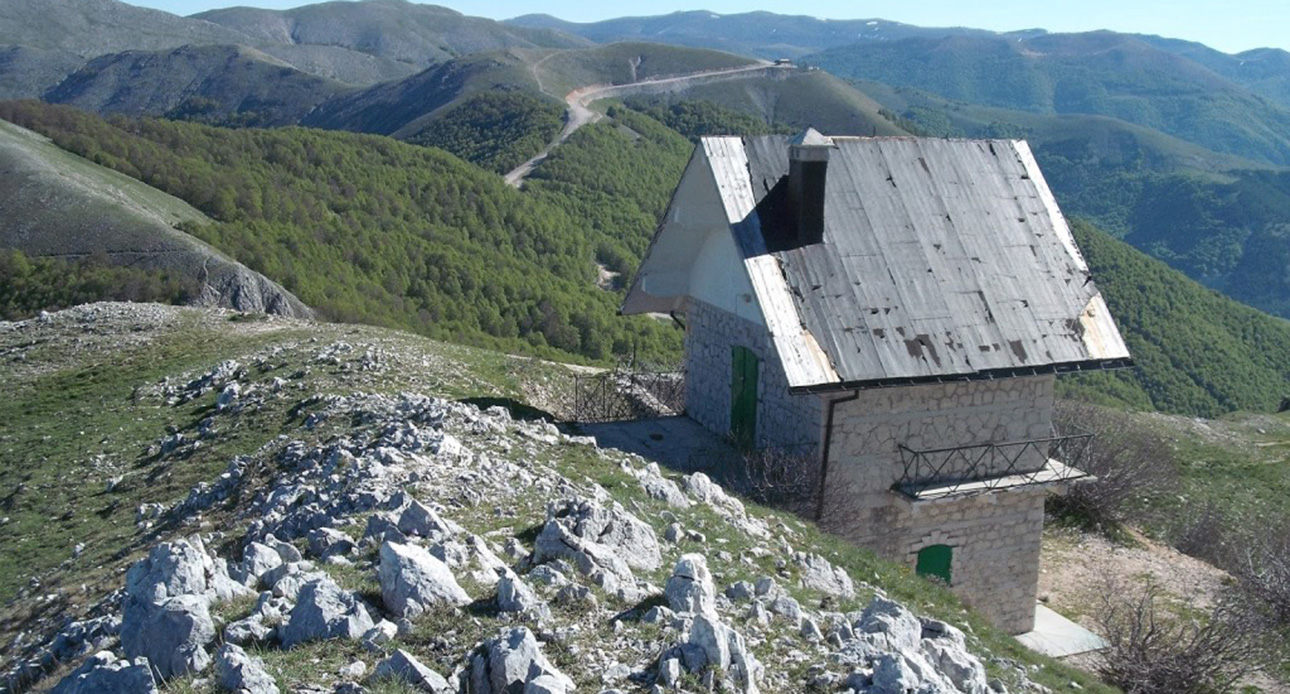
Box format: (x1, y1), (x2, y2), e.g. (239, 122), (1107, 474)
(504, 62), (793, 188)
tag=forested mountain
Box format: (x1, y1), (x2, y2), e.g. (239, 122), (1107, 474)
(1061, 221), (1290, 416)
(0, 100), (682, 363)
(0, 0), (588, 97)
(193, 0), (587, 68)
(6, 97), (1290, 417)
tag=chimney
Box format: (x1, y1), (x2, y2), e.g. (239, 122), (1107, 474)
(788, 128), (833, 246)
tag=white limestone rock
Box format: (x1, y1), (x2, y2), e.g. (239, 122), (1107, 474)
(242, 542), (284, 585)
(795, 552), (856, 598)
(120, 594), (214, 680)
(49, 651), (157, 694)
(856, 596), (922, 652)
(497, 572), (550, 619)
(279, 577), (375, 647)
(397, 500), (464, 540)
(378, 540), (471, 617)
(372, 649), (452, 693)
(124, 537), (211, 604)
(665, 553), (716, 617)
(541, 498), (661, 571)
(687, 614), (762, 694)
(469, 627), (574, 694)
(215, 643), (279, 694)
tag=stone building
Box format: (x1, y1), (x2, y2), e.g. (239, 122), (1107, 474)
(622, 130), (1132, 633)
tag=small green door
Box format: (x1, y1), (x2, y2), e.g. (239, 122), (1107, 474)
(916, 544), (953, 584)
(731, 346), (759, 448)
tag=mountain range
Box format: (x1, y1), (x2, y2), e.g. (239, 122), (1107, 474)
(2, 0), (1290, 415)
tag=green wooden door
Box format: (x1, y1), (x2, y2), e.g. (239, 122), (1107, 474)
(731, 346), (759, 448)
(916, 544), (953, 584)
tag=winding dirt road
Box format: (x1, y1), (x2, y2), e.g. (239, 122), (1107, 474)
(504, 62), (795, 187)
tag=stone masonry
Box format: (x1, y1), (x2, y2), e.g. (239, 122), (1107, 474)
(820, 376), (1057, 633)
(683, 298), (822, 452)
(683, 297), (1060, 633)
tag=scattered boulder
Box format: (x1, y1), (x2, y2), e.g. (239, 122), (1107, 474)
(279, 577), (375, 647)
(124, 538), (211, 604)
(468, 627), (574, 694)
(242, 542), (285, 585)
(49, 651), (157, 694)
(372, 649), (452, 693)
(397, 500), (464, 540)
(539, 498), (661, 571)
(215, 643), (279, 694)
(496, 572), (550, 619)
(665, 553), (716, 617)
(795, 552), (856, 599)
(686, 614), (762, 694)
(856, 596), (922, 652)
(307, 527), (356, 559)
(120, 594), (215, 680)
(378, 541), (471, 617)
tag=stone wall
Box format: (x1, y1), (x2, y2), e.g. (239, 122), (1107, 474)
(819, 376), (1056, 634)
(683, 298), (822, 451)
(896, 490), (1047, 633)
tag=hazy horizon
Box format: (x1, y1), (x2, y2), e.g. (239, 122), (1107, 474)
(121, 0), (1290, 54)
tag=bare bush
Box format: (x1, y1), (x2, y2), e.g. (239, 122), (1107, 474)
(1167, 500), (1236, 568)
(1051, 400), (1180, 529)
(1232, 517), (1290, 628)
(731, 445), (820, 518)
(1095, 579), (1270, 694)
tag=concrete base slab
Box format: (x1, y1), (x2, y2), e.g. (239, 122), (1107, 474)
(1016, 604), (1106, 657)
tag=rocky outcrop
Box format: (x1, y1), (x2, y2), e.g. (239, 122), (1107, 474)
(371, 649), (452, 693)
(215, 643), (279, 694)
(11, 308), (1030, 694)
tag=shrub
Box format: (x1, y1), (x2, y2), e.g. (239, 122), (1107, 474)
(1050, 400), (1180, 530)
(1094, 580), (1270, 694)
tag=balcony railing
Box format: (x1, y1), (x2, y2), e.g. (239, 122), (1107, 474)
(895, 429), (1093, 500)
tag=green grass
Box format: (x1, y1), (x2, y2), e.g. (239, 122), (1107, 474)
(0, 307), (567, 664)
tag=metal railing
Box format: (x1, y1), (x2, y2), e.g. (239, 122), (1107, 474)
(572, 367), (685, 423)
(896, 428), (1093, 499)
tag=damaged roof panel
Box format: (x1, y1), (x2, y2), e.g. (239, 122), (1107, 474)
(737, 135), (1130, 388)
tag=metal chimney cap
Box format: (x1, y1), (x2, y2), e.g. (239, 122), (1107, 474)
(789, 127), (834, 147)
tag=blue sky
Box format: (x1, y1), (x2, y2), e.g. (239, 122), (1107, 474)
(132, 0), (1288, 54)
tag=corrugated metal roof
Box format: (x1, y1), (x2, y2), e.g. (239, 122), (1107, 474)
(728, 135), (1130, 388)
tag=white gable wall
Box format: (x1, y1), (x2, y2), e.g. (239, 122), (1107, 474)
(689, 226), (762, 325)
(624, 148), (748, 315)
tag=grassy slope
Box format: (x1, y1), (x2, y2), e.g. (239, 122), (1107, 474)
(0, 304), (1113, 694)
(0, 117), (208, 231)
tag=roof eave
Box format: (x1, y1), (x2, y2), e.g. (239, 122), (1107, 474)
(786, 357), (1135, 395)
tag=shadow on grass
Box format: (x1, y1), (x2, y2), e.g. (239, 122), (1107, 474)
(457, 397), (555, 423)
